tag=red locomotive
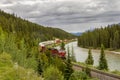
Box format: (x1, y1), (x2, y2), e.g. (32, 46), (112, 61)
(49, 48), (66, 59)
(39, 41), (66, 59)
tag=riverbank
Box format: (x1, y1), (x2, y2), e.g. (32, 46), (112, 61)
(66, 41), (120, 71)
(78, 46), (120, 55)
(93, 49), (120, 55)
(110, 51), (120, 55)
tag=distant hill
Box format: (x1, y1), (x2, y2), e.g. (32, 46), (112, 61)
(0, 10), (75, 43)
(71, 32), (83, 36)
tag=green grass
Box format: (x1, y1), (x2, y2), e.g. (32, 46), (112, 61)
(111, 70), (120, 76)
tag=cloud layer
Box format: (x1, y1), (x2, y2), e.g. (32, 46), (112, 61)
(0, 0), (120, 32)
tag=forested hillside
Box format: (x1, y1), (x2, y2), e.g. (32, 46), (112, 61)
(78, 24), (120, 49)
(0, 10), (76, 80)
(0, 10), (74, 45)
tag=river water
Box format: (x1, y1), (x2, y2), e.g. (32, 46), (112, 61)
(65, 41), (120, 71)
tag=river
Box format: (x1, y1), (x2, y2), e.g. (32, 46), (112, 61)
(64, 41), (120, 71)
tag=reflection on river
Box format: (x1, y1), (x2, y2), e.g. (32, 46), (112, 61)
(65, 41), (120, 71)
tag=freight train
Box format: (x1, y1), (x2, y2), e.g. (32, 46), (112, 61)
(39, 40), (66, 59)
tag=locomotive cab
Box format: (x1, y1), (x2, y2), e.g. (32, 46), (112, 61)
(58, 50), (66, 59)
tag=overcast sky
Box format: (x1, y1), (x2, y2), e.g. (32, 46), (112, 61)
(0, 0), (120, 32)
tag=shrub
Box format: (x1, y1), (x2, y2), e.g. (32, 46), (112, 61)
(43, 65), (64, 80)
(0, 52), (12, 67)
(69, 71), (88, 80)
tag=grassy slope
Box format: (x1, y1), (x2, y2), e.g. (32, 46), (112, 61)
(0, 53), (42, 80)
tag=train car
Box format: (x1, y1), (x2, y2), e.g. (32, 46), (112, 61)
(50, 48), (66, 59)
(39, 41), (66, 59)
(58, 50), (66, 58)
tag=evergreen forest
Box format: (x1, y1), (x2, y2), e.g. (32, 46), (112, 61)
(78, 24), (120, 50)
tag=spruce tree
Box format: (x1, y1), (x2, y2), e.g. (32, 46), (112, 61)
(37, 59), (43, 75)
(61, 42), (65, 50)
(71, 45), (76, 62)
(64, 46), (73, 80)
(98, 44), (108, 70)
(37, 53), (49, 75)
(85, 49), (94, 65)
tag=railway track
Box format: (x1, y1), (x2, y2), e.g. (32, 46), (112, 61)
(72, 63), (120, 80)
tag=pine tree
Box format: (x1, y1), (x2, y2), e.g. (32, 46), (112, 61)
(71, 45), (76, 62)
(37, 59), (43, 75)
(64, 46), (73, 80)
(98, 44), (108, 70)
(85, 49), (94, 65)
(61, 42), (65, 50)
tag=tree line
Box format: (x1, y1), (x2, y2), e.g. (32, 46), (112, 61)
(78, 24), (120, 50)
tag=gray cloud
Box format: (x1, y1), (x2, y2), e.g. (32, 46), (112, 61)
(0, 0), (120, 32)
